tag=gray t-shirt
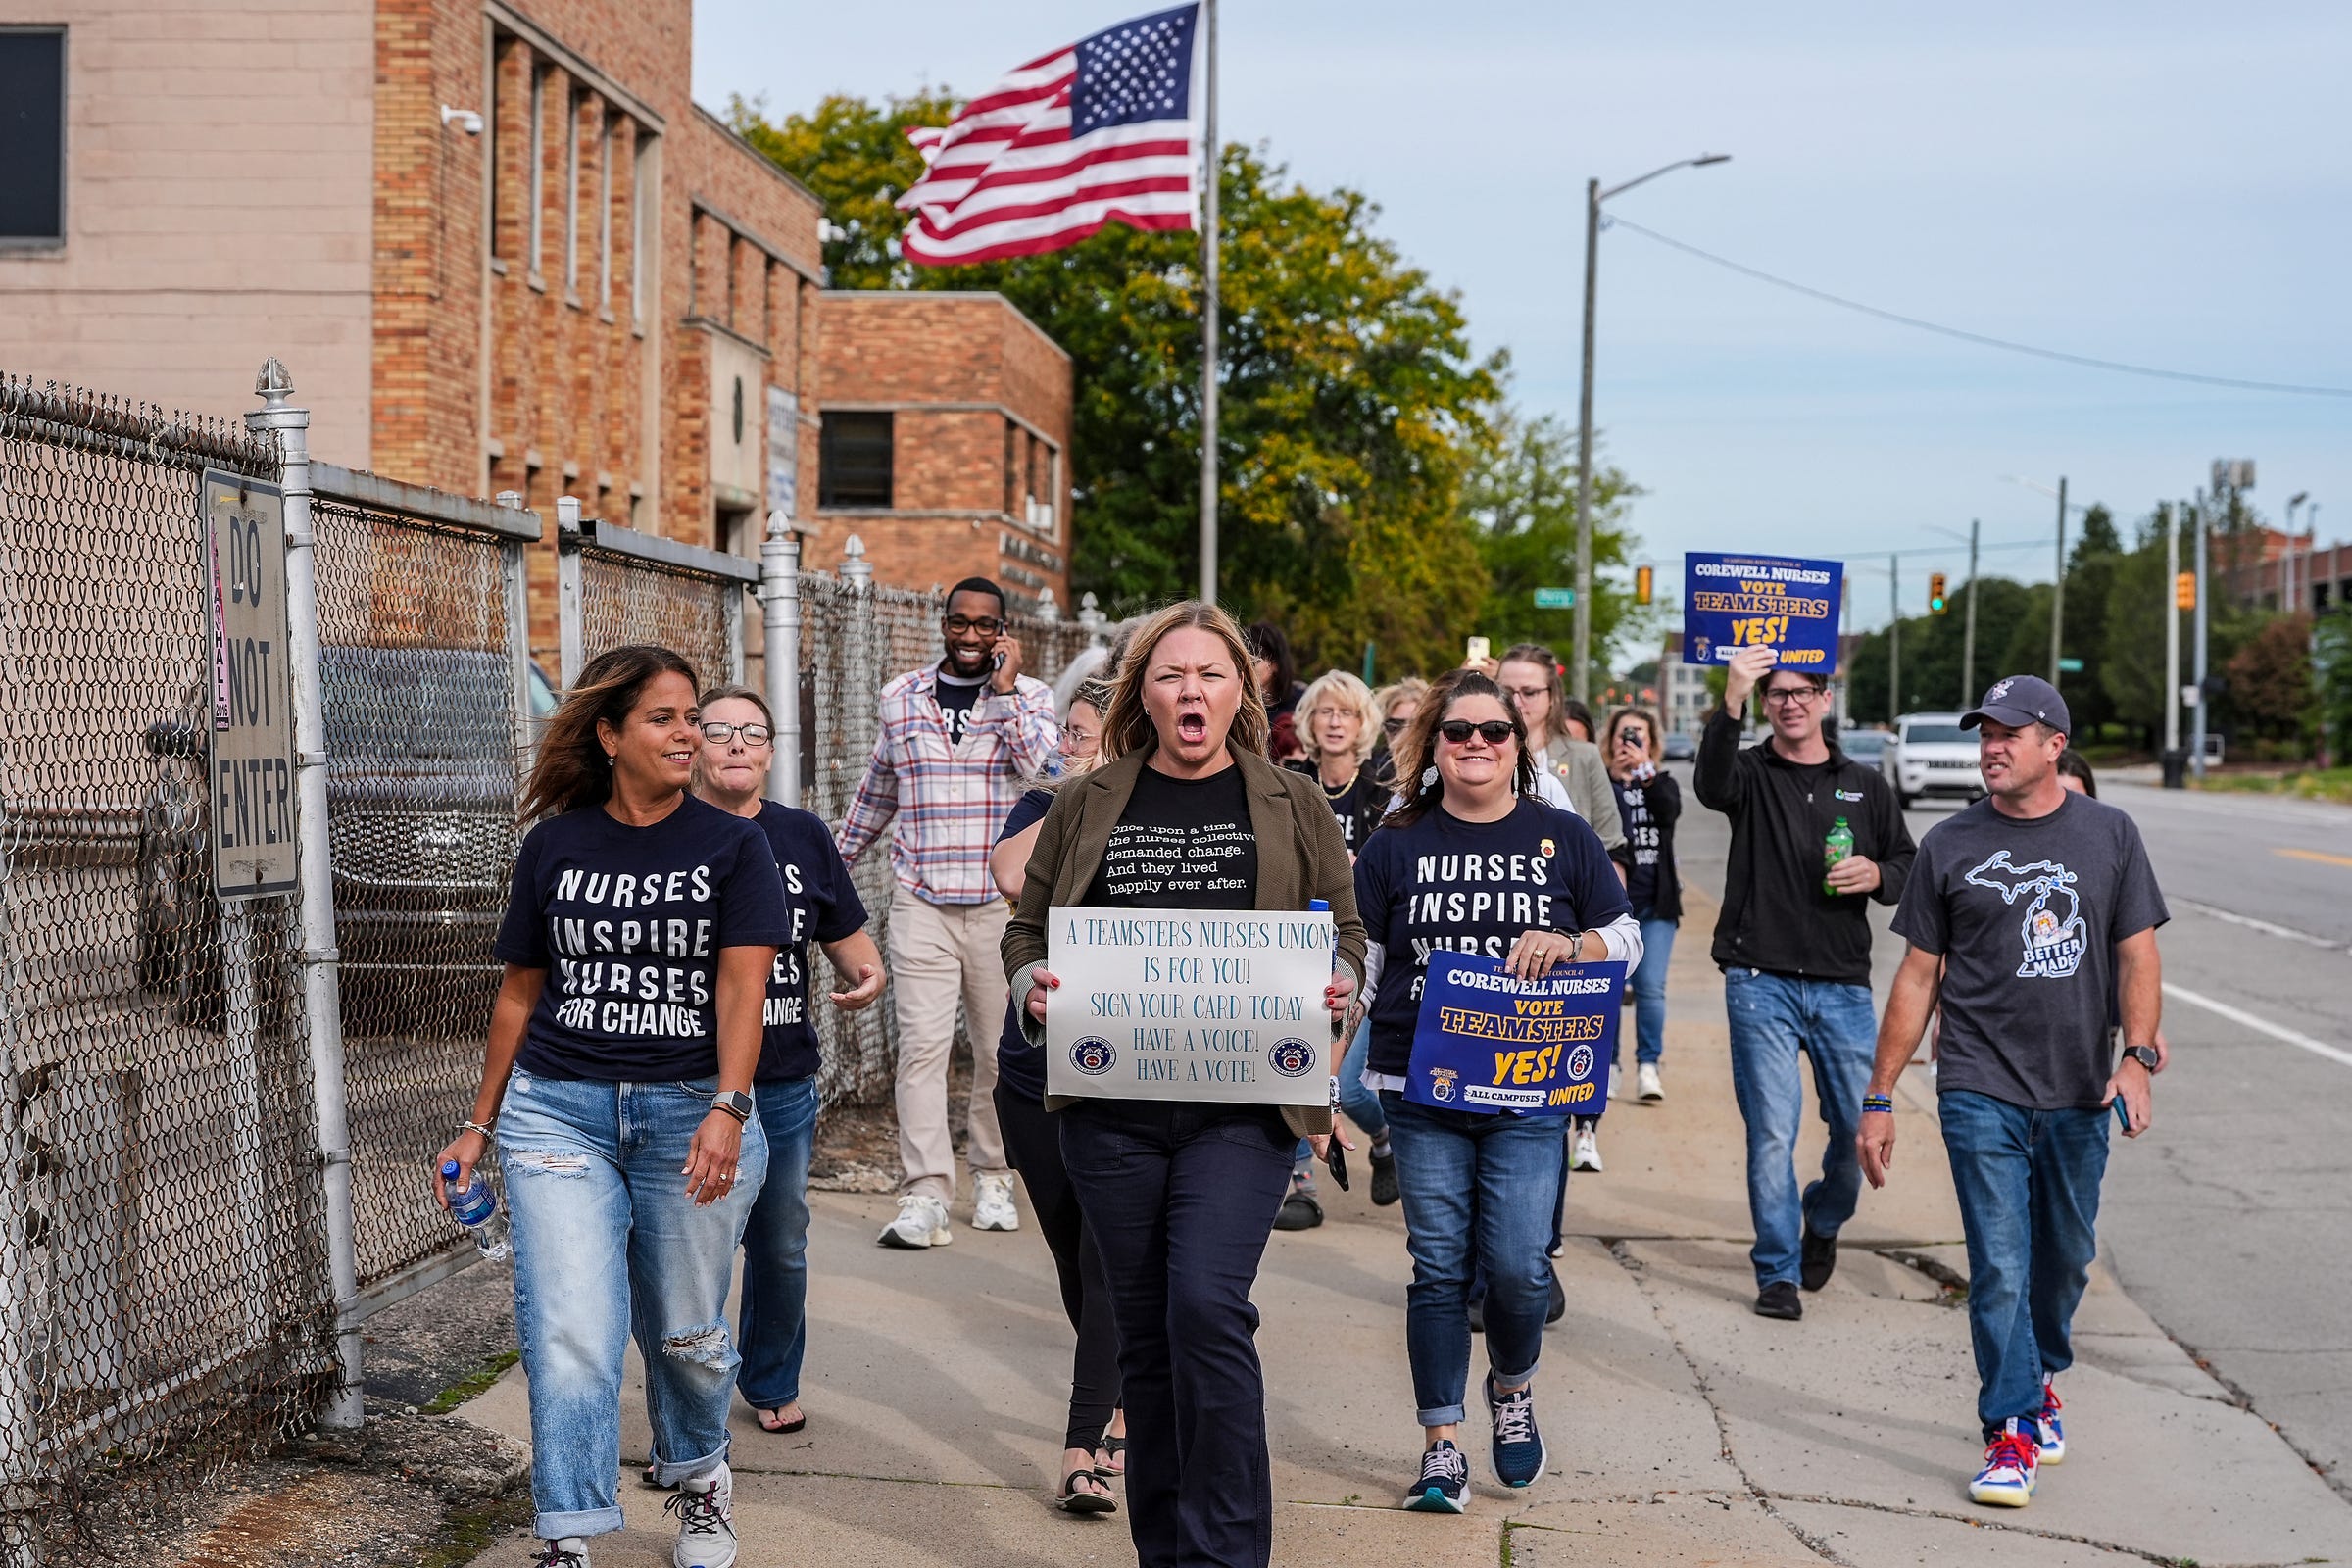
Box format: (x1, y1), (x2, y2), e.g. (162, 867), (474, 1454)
(1892, 793), (2168, 1110)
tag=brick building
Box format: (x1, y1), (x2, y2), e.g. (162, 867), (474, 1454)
(0, 0), (1072, 659)
(2214, 526), (2352, 615)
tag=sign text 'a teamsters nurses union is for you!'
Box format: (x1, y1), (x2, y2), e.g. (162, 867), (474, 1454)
(1044, 907), (1337, 1105)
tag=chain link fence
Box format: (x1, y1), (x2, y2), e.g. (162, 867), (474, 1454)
(561, 501), (752, 692)
(0, 378), (335, 1564)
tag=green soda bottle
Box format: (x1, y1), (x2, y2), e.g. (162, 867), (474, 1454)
(1823, 816), (1854, 896)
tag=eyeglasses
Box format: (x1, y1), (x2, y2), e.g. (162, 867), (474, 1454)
(698, 720), (773, 745)
(1382, 716), (1411, 736)
(1760, 687), (1820, 708)
(1501, 685), (1548, 703)
(943, 614), (1004, 636)
(1437, 719), (1516, 746)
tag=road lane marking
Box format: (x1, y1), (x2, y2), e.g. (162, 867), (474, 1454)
(2163, 983), (2352, 1069)
(2173, 897), (2352, 955)
(2277, 847), (2352, 869)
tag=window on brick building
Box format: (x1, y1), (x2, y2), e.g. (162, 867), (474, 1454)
(0, 28), (66, 245)
(527, 62), (546, 274)
(597, 115), (613, 309)
(486, 40), (504, 259)
(631, 133), (654, 327)
(564, 85), (582, 295)
(819, 413), (893, 509)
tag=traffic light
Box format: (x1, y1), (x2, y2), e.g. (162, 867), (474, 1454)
(2176, 572), (2197, 611)
(1928, 572), (1948, 614)
(1634, 564), (1653, 607)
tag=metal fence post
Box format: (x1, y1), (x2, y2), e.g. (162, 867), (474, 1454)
(761, 512), (801, 808)
(247, 360), (364, 1430)
(499, 492), (534, 761)
(556, 496), (585, 688)
(1078, 591), (1106, 649)
(840, 535), (874, 762)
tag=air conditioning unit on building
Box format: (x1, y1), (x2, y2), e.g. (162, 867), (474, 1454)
(1026, 496), (1055, 534)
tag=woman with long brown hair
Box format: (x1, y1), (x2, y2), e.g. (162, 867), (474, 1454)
(434, 645), (791, 1568)
(1004, 603), (1365, 1568)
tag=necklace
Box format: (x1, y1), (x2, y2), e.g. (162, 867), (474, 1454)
(1322, 767), (1356, 799)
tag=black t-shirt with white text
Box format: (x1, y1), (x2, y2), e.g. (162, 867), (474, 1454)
(1615, 775), (1661, 916)
(1352, 798), (1631, 1077)
(494, 797), (792, 1081)
(1082, 763), (1256, 910)
(1288, 759), (1387, 854)
(934, 667), (986, 746)
(753, 801), (870, 1082)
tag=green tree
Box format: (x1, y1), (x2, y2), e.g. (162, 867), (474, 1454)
(2099, 530), (2178, 747)
(2227, 612), (2314, 745)
(1849, 577), (2037, 721)
(731, 93), (1507, 676)
(1459, 410), (1641, 689)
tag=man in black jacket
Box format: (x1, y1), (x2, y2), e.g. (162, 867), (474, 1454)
(1696, 645), (1915, 1321)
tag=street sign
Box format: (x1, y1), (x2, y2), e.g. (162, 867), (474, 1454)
(203, 469), (298, 900)
(1533, 587), (1575, 610)
(2057, 657), (2084, 673)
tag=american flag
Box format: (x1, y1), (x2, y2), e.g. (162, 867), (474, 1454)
(898, 3), (1201, 267)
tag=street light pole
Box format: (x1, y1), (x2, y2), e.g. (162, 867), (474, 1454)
(1962, 517), (1980, 706)
(1888, 555), (1901, 722)
(1571, 152), (1730, 702)
(2050, 476), (2067, 688)
(2191, 490), (2209, 781)
(2164, 501), (2180, 763)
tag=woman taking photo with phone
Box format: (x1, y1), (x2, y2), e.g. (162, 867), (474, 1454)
(1004, 603), (1364, 1568)
(1351, 667), (1640, 1515)
(689, 683), (885, 1446)
(1591, 706), (1681, 1148)
(435, 645), (791, 1568)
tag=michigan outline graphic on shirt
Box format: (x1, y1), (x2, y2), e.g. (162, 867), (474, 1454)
(1962, 850), (2086, 980)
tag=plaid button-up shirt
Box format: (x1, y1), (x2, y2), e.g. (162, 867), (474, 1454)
(836, 664), (1060, 906)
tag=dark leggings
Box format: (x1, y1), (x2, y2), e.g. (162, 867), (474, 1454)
(994, 1081), (1122, 1452)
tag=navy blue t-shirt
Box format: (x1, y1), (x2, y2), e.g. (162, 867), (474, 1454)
(494, 796), (793, 1081)
(1352, 797), (1631, 1077)
(754, 801), (870, 1082)
(993, 787), (1056, 1102)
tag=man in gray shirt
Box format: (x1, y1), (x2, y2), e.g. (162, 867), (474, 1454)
(1857, 676), (2166, 1513)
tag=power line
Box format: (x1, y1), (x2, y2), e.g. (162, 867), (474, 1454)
(1606, 218), (2352, 400)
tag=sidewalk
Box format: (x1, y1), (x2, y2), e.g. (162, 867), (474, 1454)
(454, 887), (2352, 1567)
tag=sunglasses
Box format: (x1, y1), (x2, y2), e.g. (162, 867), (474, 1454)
(1437, 719), (1516, 746)
(1382, 716), (1411, 735)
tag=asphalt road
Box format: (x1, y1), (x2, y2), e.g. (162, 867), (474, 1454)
(1664, 760), (2352, 1500)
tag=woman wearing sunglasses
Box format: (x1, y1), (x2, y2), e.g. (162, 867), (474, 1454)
(1352, 667), (1641, 1514)
(690, 685), (885, 1446)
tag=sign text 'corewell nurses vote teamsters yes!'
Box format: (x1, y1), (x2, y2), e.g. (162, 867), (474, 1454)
(1045, 906), (1338, 1106)
(1681, 552), (1844, 672)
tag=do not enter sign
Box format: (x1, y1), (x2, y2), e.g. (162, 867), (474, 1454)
(203, 470), (298, 899)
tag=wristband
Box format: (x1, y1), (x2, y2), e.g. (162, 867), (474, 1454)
(461, 1118), (496, 1140)
(1861, 1095), (1894, 1114)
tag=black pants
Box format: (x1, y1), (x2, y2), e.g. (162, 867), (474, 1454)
(994, 1081), (1122, 1452)
(1060, 1100), (1294, 1568)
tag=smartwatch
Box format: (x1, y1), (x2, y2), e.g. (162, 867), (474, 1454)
(2119, 1045), (2159, 1073)
(711, 1090), (756, 1123)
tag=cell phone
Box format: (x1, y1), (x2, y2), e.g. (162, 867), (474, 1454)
(2111, 1097), (2132, 1135)
(1465, 636), (1491, 665)
(1323, 1136), (1350, 1192)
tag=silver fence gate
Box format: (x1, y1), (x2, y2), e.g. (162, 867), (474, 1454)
(556, 496), (754, 690)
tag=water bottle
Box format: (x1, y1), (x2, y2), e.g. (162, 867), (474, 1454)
(1822, 815), (1855, 897)
(441, 1159), (512, 1261)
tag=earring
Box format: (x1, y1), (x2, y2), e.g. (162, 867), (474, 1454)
(603, 753), (615, 765)
(1420, 765), (1439, 788)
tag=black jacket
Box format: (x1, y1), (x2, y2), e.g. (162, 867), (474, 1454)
(1618, 768), (1685, 923)
(1694, 709), (1913, 986)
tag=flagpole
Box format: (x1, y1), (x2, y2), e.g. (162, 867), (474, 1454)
(1198, 0), (1219, 604)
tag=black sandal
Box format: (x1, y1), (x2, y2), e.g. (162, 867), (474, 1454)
(1056, 1470), (1117, 1514)
(1093, 1435), (1126, 1479)
(757, 1407), (807, 1435)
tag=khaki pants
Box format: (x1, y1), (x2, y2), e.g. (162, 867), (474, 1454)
(887, 887), (1010, 1200)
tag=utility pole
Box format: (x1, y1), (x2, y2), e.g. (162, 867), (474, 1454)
(1961, 517), (1980, 707)
(1571, 176), (1600, 703)
(2164, 501), (2180, 767)
(1197, 0), (1220, 602)
(2049, 475), (2068, 688)
(2191, 490), (2209, 781)
(1888, 555), (1901, 723)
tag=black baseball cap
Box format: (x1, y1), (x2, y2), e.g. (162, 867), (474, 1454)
(1961, 674), (2071, 736)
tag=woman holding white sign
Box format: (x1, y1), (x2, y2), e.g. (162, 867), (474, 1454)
(1351, 667), (1641, 1514)
(1004, 602), (1365, 1568)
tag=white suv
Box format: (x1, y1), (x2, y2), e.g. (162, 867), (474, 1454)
(1884, 712), (1985, 809)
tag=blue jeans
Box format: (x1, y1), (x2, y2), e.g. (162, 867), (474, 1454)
(736, 1075), (819, 1412)
(1339, 1015), (1386, 1138)
(1938, 1091), (2109, 1437)
(1622, 916), (1677, 1066)
(1382, 1092), (1559, 1427)
(1722, 968), (1876, 1289)
(498, 1072), (768, 1542)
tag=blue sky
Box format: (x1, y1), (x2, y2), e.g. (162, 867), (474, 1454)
(694, 1), (2350, 636)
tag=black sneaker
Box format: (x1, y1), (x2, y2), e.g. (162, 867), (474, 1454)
(1545, 1262), (1566, 1324)
(1402, 1440), (1469, 1512)
(1754, 1281), (1803, 1320)
(1368, 1141), (1399, 1206)
(535, 1542), (590, 1568)
(1800, 1225), (1838, 1291)
(1485, 1376), (1546, 1489)
(1273, 1187), (1324, 1231)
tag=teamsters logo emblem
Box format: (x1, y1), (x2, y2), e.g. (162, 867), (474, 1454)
(1069, 1037), (1116, 1076)
(1566, 1044), (1595, 1082)
(1268, 1038), (1317, 1078)
(1539, 837), (1556, 858)
(1428, 1066), (1459, 1102)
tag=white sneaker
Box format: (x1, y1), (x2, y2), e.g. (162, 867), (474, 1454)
(876, 1193), (952, 1250)
(666, 1462), (737, 1568)
(971, 1170), (1020, 1232)
(1569, 1124), (1603, 1172)
(1637, 1062), (1664, 1102)
(535, 1541), (590, 1568)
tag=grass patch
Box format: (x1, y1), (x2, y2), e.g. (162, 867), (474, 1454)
(415, 1488), (533, 1568)
(2191, 767), (2352, 805)
(420, 1350), (520, 1416)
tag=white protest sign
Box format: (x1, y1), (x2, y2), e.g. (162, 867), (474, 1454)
(1044, 906), (1336, 1104)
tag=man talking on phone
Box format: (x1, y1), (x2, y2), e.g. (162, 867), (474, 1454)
(1858, 676), (2167, 1510)
(840, 577), (1059, 1249)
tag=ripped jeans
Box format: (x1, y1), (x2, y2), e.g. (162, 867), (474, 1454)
(498, 1070), (768, 1541)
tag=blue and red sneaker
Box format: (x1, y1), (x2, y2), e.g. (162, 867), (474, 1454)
(1968, 1418), (2039, 1508)
(2034, 1376), (2066, 1464)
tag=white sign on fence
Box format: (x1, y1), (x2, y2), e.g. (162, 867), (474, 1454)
(203, 469), (298, 900)
(1044, 906), (1336, 1104)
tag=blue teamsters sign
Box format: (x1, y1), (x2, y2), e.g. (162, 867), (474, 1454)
(1681, 552), (1843, 673)
(1403, 953), (1625, 1117)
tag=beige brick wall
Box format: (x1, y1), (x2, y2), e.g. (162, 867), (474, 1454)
(0, 0), (376, 460)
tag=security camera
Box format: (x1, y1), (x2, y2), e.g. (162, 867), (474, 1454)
(440, 105), (484, 136)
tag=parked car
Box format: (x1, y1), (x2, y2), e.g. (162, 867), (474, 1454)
(138, 647), (559, 1029)
(1838, 727), (1893, 766)
(1883, 712), (1984, 809)
(1661, 731), (1697, 761)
